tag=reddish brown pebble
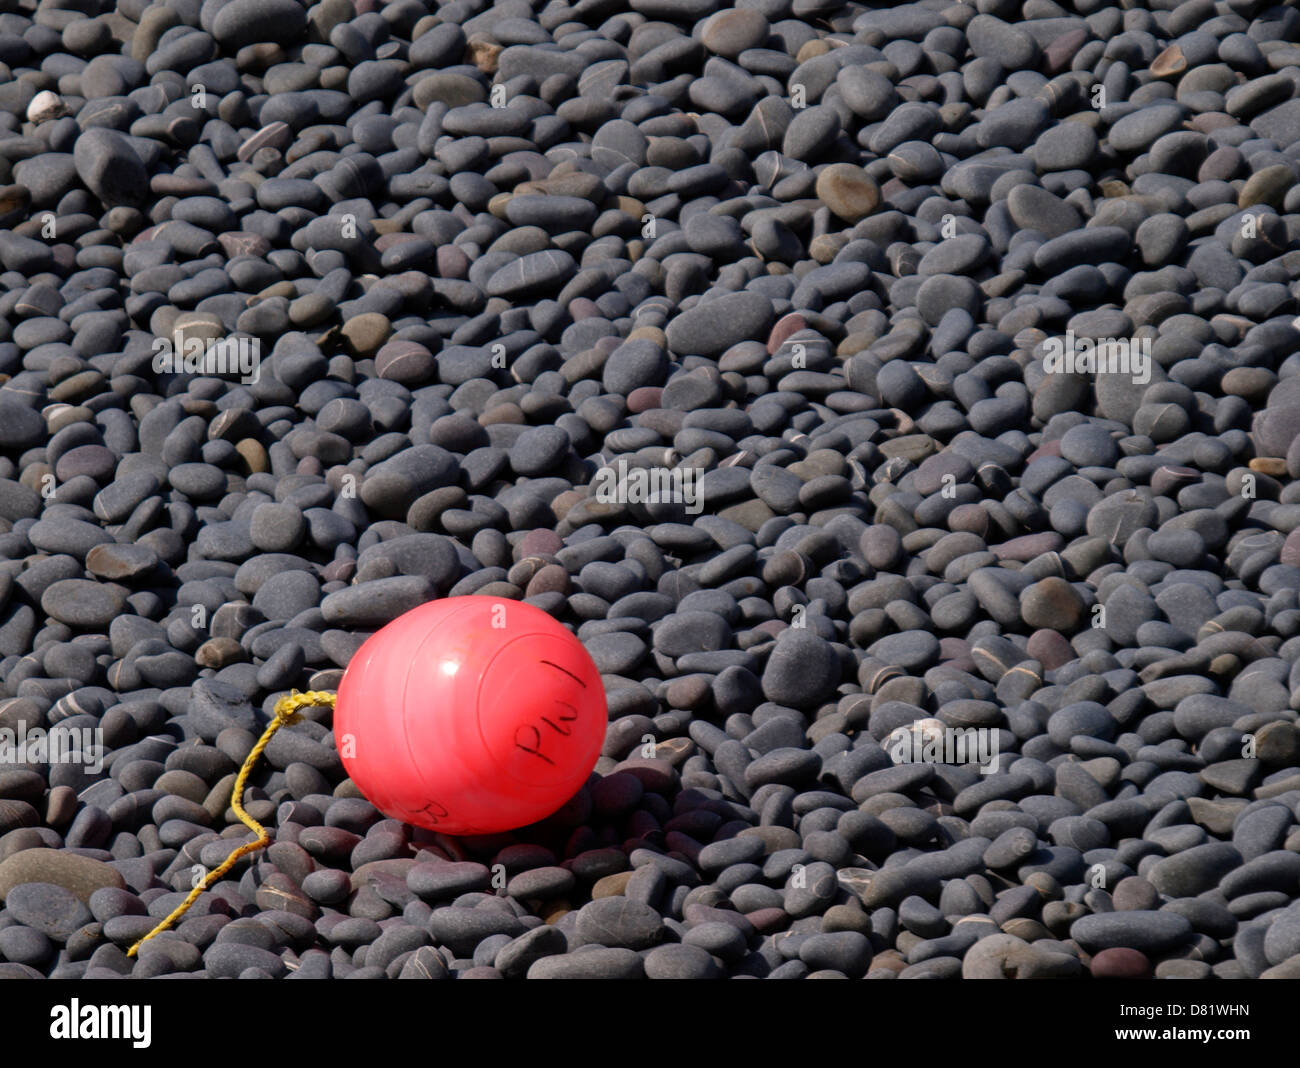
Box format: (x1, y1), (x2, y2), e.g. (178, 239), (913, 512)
(745, 908), (791, 934)
(519, 529), (563, 557)
(1090, 947), (1152, 979)
(767, 312), (807, 355)
(626, 386), (663, 412)
(1027, 629), (1075, 671)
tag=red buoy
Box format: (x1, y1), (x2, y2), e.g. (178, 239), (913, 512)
(334, 597), (606, 835)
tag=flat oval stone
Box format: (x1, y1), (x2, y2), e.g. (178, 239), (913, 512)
(665, 291), (775, 357)
(1070, 911), (1193, 955)
(816, 162), (880, 221)
(486, 250), (576, 299)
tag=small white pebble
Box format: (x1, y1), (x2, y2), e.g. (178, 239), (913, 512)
(26, 90), (66, 124)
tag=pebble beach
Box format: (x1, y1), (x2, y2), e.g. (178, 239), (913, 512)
(0, 0), (1299, 981)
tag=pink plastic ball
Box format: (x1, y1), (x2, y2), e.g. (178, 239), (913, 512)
(335, 597), (606, 835)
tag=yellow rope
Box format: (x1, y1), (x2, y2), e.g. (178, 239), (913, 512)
(127, 690), (337, 958)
